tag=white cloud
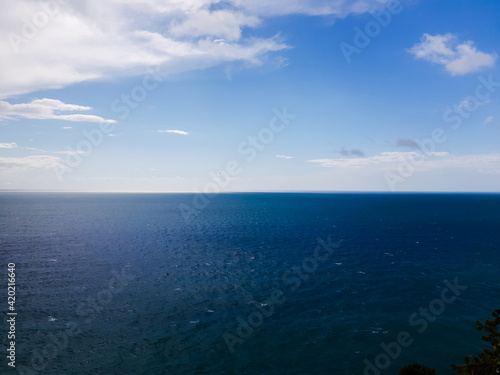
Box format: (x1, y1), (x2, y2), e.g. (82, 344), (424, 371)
(308, 151), (500, 174)
(55, 150), (86, 155)
(0, 99), (116, 123)
(0, 155), (62, 172)
(0, 0), (388, 99)
(169, 10), (261, 41)
(484, 116), (494, 124)
(62, 126), (72, 129)
(409, 33), (497, 76)
(276, 154), (293, 159)
(158, 129), (189, 135)
(0, 142), (18, 149)
(25, 147), (46, 152)
(232, 0), (389, 17)
(308, 151), (431, 168)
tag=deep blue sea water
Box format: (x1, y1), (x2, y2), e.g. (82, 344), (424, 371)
(0, 192), (499, 375)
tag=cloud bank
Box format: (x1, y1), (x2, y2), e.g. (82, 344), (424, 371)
(308, 151), (500, 174)
(0, 0), (390, 100)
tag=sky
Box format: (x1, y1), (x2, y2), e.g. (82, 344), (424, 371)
(1, 0), (500, 192)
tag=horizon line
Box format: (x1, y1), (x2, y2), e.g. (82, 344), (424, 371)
(1, 190), (500, 194)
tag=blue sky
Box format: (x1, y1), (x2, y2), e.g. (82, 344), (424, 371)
(1, 0), (500, 192)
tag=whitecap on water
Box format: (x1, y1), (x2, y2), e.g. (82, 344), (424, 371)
(48, 316), (57, 322)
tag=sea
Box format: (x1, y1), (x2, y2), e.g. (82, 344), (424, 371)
(0, 192), (499, 375)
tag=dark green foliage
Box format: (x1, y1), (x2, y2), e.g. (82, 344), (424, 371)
(399, 363), (437, 375)
(452, 308), (500, 375)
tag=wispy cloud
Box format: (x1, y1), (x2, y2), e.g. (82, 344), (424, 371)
(158, 129), (189, 135)
(169, 10), (261, 41)
(308, 152), (500, 174)
(409, 33), (497, 76)
(484, 116), (494, 124)
(232, 0), (389, 17)
(25, 147), (46, 152)
(0, 142), (17, 149)
(0, 99), (116, 123)
(55, 150), (86, 155)
(340, 146), (365, 157)
(0, 155), (62, 172)
(62, 126), (73, 129)
(396, 138), (420, 150)
(276, 154), (293, 159)
(309, 152), (431, 168)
